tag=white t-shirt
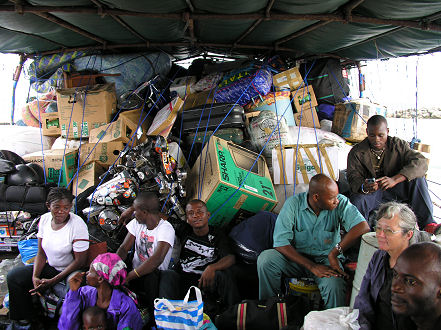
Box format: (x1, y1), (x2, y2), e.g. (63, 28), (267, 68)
(37, 212), (89, 271)
(126, 218), (175, 270)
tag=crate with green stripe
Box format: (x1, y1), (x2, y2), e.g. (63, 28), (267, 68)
(188, 137), (277, 227)
(271, 143), (339, 184)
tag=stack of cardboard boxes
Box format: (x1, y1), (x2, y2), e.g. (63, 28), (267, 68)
(272, 67), (320, 128)
(24, 83), (142, 193)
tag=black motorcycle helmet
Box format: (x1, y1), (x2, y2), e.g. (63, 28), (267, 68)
(0, 159), (16, 174)
(26, 163), (45, 184)
(0, 150), (26, 165)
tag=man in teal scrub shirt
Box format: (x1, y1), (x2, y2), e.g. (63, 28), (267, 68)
(257, 174), (370, 308)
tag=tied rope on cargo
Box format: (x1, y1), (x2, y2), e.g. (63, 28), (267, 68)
(207, 61), (317, 221)
(410, 57), (420, 149)
(85, 64), (180, 222)
(63, 54), (101, 204)
(328, 69), (367, 139)
(272, 84), (287, 202)
(196, 65), (267, 201)
(162, 73), (194, 214)
(66, 54), (163, 184)
(34, 53), (99, 191)
(291, 64), (324, 189)
(70, 53), (164, 179)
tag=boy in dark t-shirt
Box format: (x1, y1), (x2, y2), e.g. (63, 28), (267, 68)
(159, 199), (240, 306)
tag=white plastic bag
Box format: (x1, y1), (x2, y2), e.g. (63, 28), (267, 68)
(248, 111), (292, 158)
(303, 307), (360, 330)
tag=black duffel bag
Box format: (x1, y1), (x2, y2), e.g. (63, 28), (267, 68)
(215, 295), (308, 330)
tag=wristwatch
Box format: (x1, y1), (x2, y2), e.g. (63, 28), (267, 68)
(335, 243), (343, 255)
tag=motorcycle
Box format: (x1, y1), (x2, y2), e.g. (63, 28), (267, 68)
(81, 135), (187, 252)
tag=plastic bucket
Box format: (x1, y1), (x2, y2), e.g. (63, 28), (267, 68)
(245, 91), (295, 126)
(349, 232), (379, 307)
(288, 277), (321, 309)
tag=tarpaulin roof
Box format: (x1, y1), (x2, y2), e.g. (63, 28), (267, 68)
(1, 0), (441, 61)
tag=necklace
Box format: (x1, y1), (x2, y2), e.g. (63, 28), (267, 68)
(370, 148), (385, 160)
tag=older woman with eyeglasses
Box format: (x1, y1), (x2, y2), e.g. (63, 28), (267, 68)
(353, 201), (431, 330)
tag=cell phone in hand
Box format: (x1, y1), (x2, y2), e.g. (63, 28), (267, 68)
(366, 178), (376, 184)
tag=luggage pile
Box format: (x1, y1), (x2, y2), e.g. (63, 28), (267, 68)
(4, 55), (386, 231)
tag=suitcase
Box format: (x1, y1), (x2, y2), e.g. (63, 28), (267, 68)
(181, 103), (245, 133)
(185, 128), (244, 146)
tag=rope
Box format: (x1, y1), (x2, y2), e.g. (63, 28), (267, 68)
(273, 85), (287, 202)
(60, 55), (98, 188)
(208, 61), (317, 221)
(69, 53), (163, 189)
(86, 66), (182, 222)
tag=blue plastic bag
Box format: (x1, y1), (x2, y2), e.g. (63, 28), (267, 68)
(214, 66), (272, 106)
(17, 239), (38, 265)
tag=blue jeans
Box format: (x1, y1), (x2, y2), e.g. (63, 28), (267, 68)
(350, 177), (433, 229)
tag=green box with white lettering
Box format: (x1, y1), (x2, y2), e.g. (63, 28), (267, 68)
(188, 137), (278, 227)
(23, 149), (78, 189)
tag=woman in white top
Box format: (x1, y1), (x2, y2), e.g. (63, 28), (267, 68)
(7, 187), (89, 324)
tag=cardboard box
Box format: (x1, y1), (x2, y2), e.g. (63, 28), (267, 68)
(56, 83), (117, 138)
(72, 162), (106, 195)
(188, 137), (277, 227)
(119, 108), (153, 143)
(41, 112), (61, 137)
(294, 107), (321, 128)
(332, 99), (386, 142)
(147, 96), (184, 137)
(272, 143), (339, 185)
(273, 67), (304, 91)
(78, 141), (125, 167)
(292, 85), (318, 113)
(23, 148), (78, 188)
(89, 117), (139, 145)
(183, 91), (215, 111)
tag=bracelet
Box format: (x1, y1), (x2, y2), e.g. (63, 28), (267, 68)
(133, 268), (141, 278)
(361, 183), (369, 194)
(335, 243), (343, 255)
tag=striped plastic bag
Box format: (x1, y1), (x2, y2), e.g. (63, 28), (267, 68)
(154, 286), (203, 330)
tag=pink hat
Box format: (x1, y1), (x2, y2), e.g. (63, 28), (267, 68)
(91, 253), (127, 286)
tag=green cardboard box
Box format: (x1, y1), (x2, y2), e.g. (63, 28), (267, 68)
(188, 137), (277, 226)
(23, 149), (78, 188)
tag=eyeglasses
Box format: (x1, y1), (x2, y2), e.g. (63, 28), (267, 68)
(374, 226), (403, 236)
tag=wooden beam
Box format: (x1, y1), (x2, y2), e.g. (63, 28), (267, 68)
(24, 41), (298, 58)
(185, 0), (195, 13)
(33, 12), (108, 44)
(340, 0), (366, 21)
(232, 0), (276, 50)
(233, 19), (263, 47)
(2, 4), (441, 34)
(2, 5), (441, 33)
(275, 21), (331, 46)
(89, 0), (149, 43)
(265, 0), (275, 17)
(0, 25), (66, 48)
(331, 26), (406, 53)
